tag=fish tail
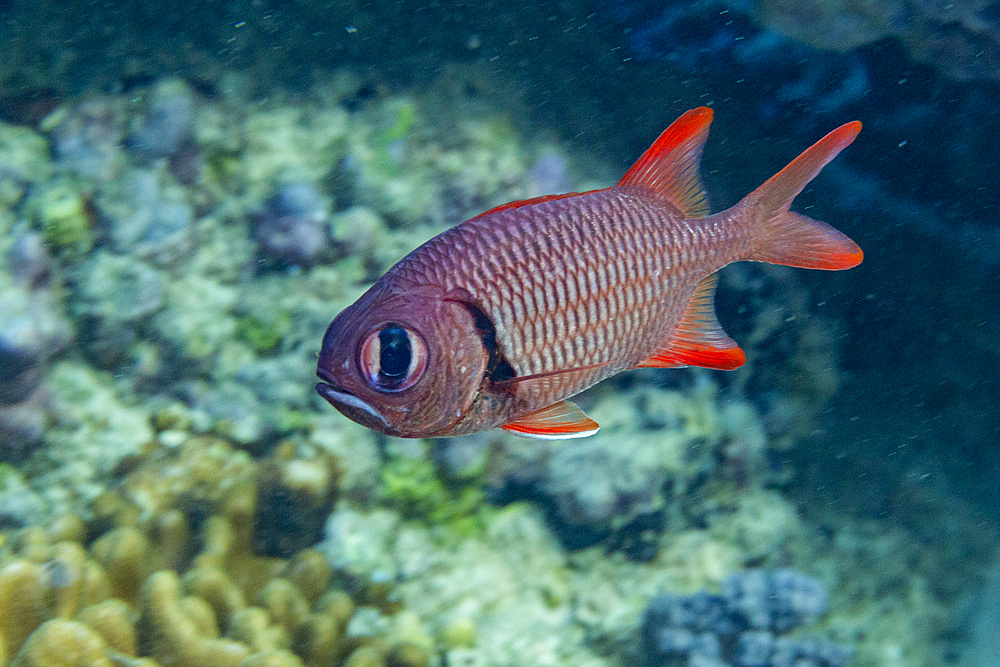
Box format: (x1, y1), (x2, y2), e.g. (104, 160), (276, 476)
(743, 121), (863, 270)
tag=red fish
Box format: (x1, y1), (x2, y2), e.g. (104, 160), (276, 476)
(316, 108), (862, 439)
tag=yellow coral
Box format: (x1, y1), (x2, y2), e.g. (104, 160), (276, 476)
(75, 600), (137, 656)
(90, 526), (151, 604)
(281, 549), (331, 604)
(385, 642), (430, 667)
(0, 432), (400, 667)
(0, 561), (51, 657)
(238, 650), (306, 667)
(47, 542), (98, 619)
(343, 645), (387, 667)
(183, 565), (248, 631)
(257, 578), (309, 637)
(229, 607), (289, 653)
(139, 570), (251, 667)
(10, 619), (111, 667)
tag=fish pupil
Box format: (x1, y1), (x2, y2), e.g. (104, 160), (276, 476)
(378, 326), (411, 380)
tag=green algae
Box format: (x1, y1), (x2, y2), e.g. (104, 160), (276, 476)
(27, 181), (92, 258)
(0, 465), (21, 496)
(372, 99), (418, 176)
(379, 455), (488, 537)
(235, 314), (289, 355)
(0, 124), (51, 210)
(385, 100), (417, 143)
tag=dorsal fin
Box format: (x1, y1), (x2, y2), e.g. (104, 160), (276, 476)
(617, 107), (713, 218)
(467, 192), (594, 222)
(634, 274), (745, 371)
(501, 400), (599, 439)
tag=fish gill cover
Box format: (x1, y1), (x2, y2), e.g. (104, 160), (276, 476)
(0, 1), (996, 666)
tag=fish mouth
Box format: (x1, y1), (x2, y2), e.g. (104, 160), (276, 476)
(315, 377), (389, 428)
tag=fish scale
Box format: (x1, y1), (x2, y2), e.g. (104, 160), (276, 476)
(316, 107), (863, 438)
(392, 188), (731, 383)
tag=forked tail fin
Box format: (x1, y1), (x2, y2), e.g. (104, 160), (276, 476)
(744, 121), (863, 270)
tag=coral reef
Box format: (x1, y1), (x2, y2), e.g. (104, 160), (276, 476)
(24, 180), (94, 259)
(0, 235), (71, 459)
(0, 62), (992, 667)
(480, 375), (781, 557)
(95, 167), (194, 267)
(0, 433), (423, 666)
(127, 78), (197, 162)
(45, 99), (124, 184)
(757, 0), (1000, 82)
(71, 250), (164, 368)
(641, 569), (852, 666)
(252, 181), (332, 269)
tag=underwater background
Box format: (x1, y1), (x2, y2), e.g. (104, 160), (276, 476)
(0, 1), (998, 665)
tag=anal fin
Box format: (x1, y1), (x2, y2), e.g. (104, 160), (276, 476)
(635, 274), (746, 371)
(501, 400), (599, 440)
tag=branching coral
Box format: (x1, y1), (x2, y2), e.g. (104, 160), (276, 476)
(0, 433), (427, 666)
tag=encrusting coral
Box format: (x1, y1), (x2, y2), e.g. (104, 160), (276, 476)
(0, 433), (427, 667)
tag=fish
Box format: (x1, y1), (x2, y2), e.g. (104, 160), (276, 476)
(316, 107), (862, 439)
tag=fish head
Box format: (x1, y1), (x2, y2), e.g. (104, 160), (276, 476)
(316, 283), (489, 437)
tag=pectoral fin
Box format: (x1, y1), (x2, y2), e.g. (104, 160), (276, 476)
(493, 361), (611, 398)
(501, 400), (599, 440)
(634, 274), (746, 371)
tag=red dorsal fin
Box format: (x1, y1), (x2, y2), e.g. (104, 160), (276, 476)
(743, 121), (863, 270)
(617, 107), (713, 218)
(634, 274), (746, 371)
(501, 400), (599, 439)
(468, 192), (589, 222)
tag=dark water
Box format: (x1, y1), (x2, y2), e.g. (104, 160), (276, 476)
(0, 2), (997, 665)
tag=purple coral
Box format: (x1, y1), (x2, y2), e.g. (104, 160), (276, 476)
(722, 568), (829, 633)
(127, 78), (196, 161)
(49, 99), (123, 183)
(0, 326), (43, 406)
(7, 233), (52, 289)
(252, 181), (331, 268)
(95, 168), (194, 267)
(642, 570), (851, 667)
(0, 260), (71, 459)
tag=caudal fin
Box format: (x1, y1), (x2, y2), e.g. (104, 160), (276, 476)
(745, 121), (863, 270)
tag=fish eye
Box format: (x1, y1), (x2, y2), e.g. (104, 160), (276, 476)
(359, 323), (428, 392)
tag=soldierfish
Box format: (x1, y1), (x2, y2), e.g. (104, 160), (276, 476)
(316, 107), (862, 439)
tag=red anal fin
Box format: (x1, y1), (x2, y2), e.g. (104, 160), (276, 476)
(617, 107), (713, 218)
(501, 400), (599, 440)
(468, 191), (599, 222)
(634, 274), (746, 371)
(636, 346), (745, 371)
